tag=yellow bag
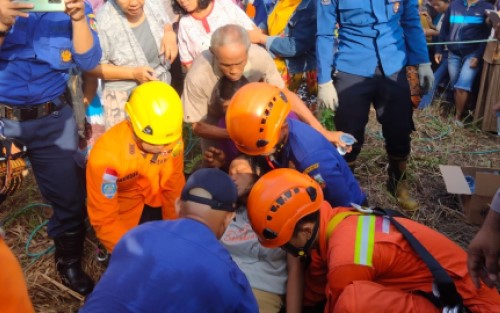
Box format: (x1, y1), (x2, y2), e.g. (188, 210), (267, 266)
(0, 140), (28, 203)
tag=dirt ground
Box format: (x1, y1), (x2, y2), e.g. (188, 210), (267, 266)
(1, 104), (499, 312)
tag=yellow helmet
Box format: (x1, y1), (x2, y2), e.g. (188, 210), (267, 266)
(125, 82), (183, 145)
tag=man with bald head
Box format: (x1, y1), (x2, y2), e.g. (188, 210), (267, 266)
(80, 168), (258, 313)
(182, 24), (342, 151)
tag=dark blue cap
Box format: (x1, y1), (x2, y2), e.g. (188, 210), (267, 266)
(181, 168), (238, 212)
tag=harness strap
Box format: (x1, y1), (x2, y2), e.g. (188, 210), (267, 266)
(372, 208), (464, 311)
(324, 205), (465, 312)
(325, 211), (361, 244)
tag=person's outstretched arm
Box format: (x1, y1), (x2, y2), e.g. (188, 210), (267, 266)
(468, 188), (500, 288)
(285, 254), (304, 313)
(69, 0), (102, 71)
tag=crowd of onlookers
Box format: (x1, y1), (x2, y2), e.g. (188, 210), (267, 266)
(420, 0), (500, 127)
(76, 0), (500, 156)
(79, 0), (320, 155)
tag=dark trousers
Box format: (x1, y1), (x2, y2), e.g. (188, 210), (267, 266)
(138, 205), (163, 225)
(2, 104), (86, 238)
(333, 68), (414, 163)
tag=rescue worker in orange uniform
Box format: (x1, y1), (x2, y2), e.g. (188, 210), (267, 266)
(247, 168), (500, 313)
(86, 82), (185, 252)
(225, 82), (365, 208)
(0, 236), (34, 313)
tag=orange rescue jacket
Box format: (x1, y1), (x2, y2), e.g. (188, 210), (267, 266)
(86, 121), (185, 252)
(0, 238), (35, 313)
(304, 204), (500, 313)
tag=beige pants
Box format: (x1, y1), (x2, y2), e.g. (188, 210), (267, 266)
(252, 288), (284, 313)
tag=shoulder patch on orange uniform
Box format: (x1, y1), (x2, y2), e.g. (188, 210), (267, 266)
(101, 167), (118, 198)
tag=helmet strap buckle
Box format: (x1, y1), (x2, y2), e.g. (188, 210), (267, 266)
(282, 218), (320, 258)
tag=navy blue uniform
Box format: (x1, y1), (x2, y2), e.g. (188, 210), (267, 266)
(317, 0), (428, 83)
(80, 219), (259, 313)
(0, 8), (101, 237)
(0, 9), (101, 104)
(316, 0), (429, 162)
(273, 118), (366, 207)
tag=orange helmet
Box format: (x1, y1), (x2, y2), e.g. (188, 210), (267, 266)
(247, 168), (323, 248)
(225, 82), (291, 156)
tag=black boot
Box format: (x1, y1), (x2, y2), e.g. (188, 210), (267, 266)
(54, 227), (94, 295)
(387, 155), (419, 212)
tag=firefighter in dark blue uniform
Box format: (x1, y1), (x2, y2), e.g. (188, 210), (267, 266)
(316, 0), (434, 211)
(225, 82), (367, 208)
(0, 0), (102, 295)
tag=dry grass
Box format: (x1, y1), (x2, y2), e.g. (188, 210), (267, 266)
(356, 103), (500, 247)
(0, 101), (499, 312)
(1, 175), (108, 312)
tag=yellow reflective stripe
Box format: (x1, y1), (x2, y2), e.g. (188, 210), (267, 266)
(325, 212), (361, 244)
(354, 215), (376, 266)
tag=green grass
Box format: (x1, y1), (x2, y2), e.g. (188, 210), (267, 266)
(318, 107), (336, 131)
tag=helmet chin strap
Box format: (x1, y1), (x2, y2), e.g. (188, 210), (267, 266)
(282, 218), (320, 258)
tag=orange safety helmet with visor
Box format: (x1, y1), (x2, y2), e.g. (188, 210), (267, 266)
(247, 168), (323, 257)
(225, 82), (291, 156)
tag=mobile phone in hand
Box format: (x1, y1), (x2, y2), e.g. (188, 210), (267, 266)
(16, 0), (65, 12)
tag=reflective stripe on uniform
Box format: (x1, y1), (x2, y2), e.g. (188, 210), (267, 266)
(375, 215), (391, 234)
(325, 211), (362, 243)
(354, 215), (376, 266)
(325, 211), (387, 266)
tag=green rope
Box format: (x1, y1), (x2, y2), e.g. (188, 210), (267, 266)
(448, 148), (500, 155)
(25, 220), (54, 260)
(2, 203), (52, 227)
(414, 114), (453, 141)
(428, 38), (496, 46)
(1, 203), (54, 264)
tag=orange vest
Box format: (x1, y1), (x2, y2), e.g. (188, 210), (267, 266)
(304, 204), (500, 312)
(86, 121), (185, 252)
(0, 238), (35, 313)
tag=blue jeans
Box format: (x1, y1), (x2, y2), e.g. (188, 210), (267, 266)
(447, 51), (481, 92)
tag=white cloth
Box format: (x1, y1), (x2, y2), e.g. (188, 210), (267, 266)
(177, 0), (255, 64)
(96, 0), (171, 91)
(220, 207), (288, 295)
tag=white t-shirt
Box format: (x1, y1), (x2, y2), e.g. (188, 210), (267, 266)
(177, 0), (255, 64)
(221, 207), (288, 295)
